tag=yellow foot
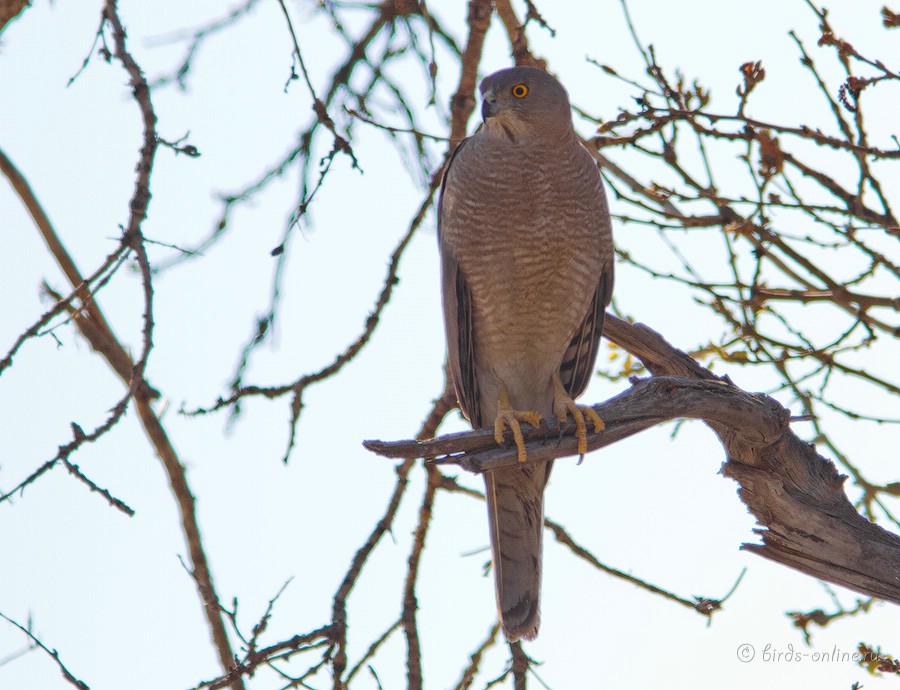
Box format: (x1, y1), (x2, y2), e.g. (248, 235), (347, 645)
(552, 373), (605, 455)
(493, 386), (542, 462)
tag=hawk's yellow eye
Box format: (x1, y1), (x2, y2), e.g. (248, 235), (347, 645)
(512, 84), (529, 98)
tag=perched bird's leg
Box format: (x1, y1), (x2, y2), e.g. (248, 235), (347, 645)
(551, 372), (605, 455)
(493, 384), (543, 462)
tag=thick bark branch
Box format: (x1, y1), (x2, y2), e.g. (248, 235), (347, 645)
(365, 315), (900, 606)
(0, 0), (29, 34)
(365, 376), (784, 470)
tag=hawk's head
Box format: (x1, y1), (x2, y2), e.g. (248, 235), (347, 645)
(479, 66), (573, 140)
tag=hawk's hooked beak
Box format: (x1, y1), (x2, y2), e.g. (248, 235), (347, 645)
(481, 88), (498, 121)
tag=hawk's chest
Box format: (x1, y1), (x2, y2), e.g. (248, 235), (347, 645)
(447, 151), (589, 300)
(444, 147), (597, 353)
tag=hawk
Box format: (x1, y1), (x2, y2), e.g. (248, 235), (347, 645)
(438, 66), (615, 640)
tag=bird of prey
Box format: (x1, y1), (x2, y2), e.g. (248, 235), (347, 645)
(438, 66), (614, 641)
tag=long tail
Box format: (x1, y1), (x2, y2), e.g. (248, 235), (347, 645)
(484, 460), (551, 641)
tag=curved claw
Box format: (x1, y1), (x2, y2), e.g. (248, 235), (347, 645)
(552, 373), (605, 456)
(582, 406), (606, 434)
(493, 386), (542, 462)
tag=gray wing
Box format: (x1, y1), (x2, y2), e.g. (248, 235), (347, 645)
(558, 203), (614, 399)
(438, 138), (481, 426)
(558, 271), (612, 398)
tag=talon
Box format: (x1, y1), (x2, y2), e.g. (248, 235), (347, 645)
(552, 373), (604, 456)
(493, 385), (542, 462)
(583, 406), (605, 434)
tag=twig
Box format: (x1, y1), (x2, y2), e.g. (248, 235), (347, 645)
(0, 610), (90, 689)
(147, 0), (263, 89)
(451, 623), (502, 690)
(345, 619), (402, 684)
(275, 0), (358, 168)
(344, 106), (448, 141)
(789, 597), (876, 645)
(401, 465), (441, 690)
(190, 626), (338, 690)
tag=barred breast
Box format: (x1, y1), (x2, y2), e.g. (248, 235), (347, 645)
(441, 131), (608, 418)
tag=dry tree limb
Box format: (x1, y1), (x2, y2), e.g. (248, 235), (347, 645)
(448, 0), (492, 147)
(365, 315), (900, 606)
(0, 0), (29, 34)
(509, 641), (528, 690)
(493, 0), (543, 68)
(365, 376), (776, 470)
(0, 148), (143, 393)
